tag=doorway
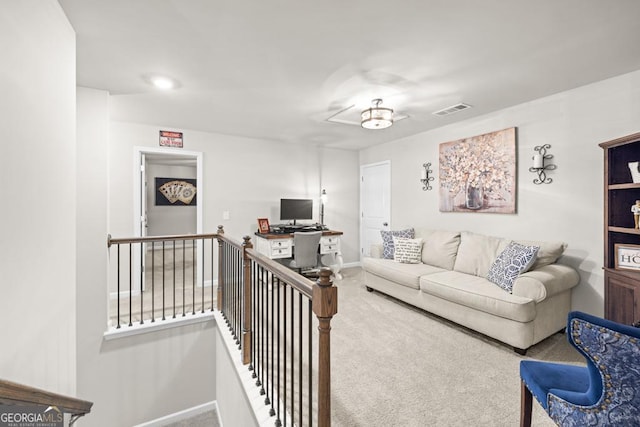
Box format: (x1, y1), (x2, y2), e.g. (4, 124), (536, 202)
(360, 161), (391, 259)
(133, 147), (204, 290)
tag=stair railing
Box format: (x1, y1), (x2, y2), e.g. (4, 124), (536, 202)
(107, 226), (337, 426)
(0, 379), (93, 426)
(217, 229), (337, 427)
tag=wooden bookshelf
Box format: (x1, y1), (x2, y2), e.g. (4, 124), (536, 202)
(600, 132), (640, 325)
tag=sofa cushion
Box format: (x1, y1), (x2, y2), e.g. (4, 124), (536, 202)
(415, 229), (461, 270)
(419, 270), (537, 322)
(487, 241), (540, 293)
(453, 231), (506, 277)
(381, 228), (415, 259)
(362, 257), (444, 290)
(514, 239), (568, 269)
(393, 237), (423, 264)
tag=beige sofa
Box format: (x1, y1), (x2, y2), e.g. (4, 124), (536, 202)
(362, 229), (580, 354)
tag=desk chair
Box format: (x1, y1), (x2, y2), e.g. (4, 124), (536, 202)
(519, 311), (640, 427)
(288, 231), (322, 276)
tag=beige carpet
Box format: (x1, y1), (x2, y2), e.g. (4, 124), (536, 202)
(329, 267), (583, 427)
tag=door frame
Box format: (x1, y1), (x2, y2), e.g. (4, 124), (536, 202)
(133, 146), (204, 292)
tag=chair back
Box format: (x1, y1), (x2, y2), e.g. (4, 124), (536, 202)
(292, 231), (322, 269)
(548, 311), (640, 425)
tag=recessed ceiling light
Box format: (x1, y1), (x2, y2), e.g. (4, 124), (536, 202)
(150, 76), (175, 90)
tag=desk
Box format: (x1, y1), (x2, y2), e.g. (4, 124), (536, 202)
(254, 230), (344, 278)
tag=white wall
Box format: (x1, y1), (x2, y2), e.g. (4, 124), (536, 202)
(76, 88), (216, 427)
(0, 1), (77, 395)
(107, 121), (360, 266)
(360, 69), (640, 316)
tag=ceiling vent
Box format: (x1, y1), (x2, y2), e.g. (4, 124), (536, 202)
(432, 103), (472, 117)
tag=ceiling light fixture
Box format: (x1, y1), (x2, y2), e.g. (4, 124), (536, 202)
(151, 76), (175, 90)
(361, 98), (394, 130)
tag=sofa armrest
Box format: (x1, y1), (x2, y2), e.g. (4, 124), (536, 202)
(370, 243), (383, 259)
(511, 264), (580, 302)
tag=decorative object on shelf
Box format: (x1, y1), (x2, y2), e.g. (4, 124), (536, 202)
(529, 144), (556, 184)
(257, 218), (270, 234)
(614, 243), (640, 271)
(320, 189), (327, 225)
(439, 127), (516, 214)
(420, 163), (434, 191)
(629, 161), (640, 183)
(361, 98), (394, 130)
(633, 199), (640, 229)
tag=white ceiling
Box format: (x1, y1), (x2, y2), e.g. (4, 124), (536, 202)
(59, 0), (640, 150)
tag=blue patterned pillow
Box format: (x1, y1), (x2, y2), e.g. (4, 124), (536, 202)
(380, 228), (415, 259)
(487, 241), (539, 293)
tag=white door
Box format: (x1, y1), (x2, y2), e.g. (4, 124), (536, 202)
(360, 161), (391, 259)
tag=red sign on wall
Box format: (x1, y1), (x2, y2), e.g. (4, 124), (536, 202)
(159, 130), (183, 148)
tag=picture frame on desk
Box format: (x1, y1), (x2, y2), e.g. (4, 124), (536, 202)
(257, 218), (270, 234)
(614, 243), (640, 271)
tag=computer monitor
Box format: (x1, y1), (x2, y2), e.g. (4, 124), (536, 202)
(280, 198), (313, 225)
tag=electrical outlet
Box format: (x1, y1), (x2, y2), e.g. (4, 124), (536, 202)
(223, 211), (230, 220)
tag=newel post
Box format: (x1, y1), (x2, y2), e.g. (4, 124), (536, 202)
(216, 225), (224, 311)
(241, 235), (253, 365)
(312, 268), (337, 427)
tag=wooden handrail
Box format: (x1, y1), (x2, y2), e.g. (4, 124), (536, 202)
(0, 379), (93, 416)
(107, 232), (221, 247)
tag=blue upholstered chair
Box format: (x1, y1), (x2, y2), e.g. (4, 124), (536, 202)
(519, 311), (640, 426)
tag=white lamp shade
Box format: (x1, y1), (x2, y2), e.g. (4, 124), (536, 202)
(361, 106), (394, 129)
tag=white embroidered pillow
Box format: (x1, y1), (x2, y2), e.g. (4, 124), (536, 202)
(393, 237), (423, 264)
(487, 241), (539, 293)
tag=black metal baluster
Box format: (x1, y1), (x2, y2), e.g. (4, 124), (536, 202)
(161, 241), (166, 320)
(290, 287), (295, 425)
(173, 240), (176, 319)
(308, 298), (313, 427)
(283, 282), (288, 427)
(233, 247), (238, 341)
(269, 272), (276, 415)
(116, 244), (121, 329)
(151, 241), (155, 322)
(182, 240), (186, 317)
(298, 292), (303, 424)
(211, 237), (220, 311)
(238, 247), (242, 344)
(275, 277), (282, 426)
(128, 244), (133, 327)
(248, 260), (256, 375)
(201, 238), (205, 313)
(192, 241), (196, 315)
(259, 267), (265, 395)
(140, 242), (144, 325)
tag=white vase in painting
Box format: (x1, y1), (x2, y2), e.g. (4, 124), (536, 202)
(629, 161), (640, 183)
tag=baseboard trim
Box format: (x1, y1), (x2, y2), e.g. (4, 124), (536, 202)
(133, 401), (219, 427)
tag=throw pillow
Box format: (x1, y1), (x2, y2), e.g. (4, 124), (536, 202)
(393, 237), (423, 264)
(487, 241), (539, 293)
(381, 228), (415, 259)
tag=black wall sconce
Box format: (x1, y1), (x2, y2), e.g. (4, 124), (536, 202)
(420, 162), (434, 190)
(529, 145), (556, 184)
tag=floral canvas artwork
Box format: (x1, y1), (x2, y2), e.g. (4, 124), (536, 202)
(439, 127), (516, 213)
